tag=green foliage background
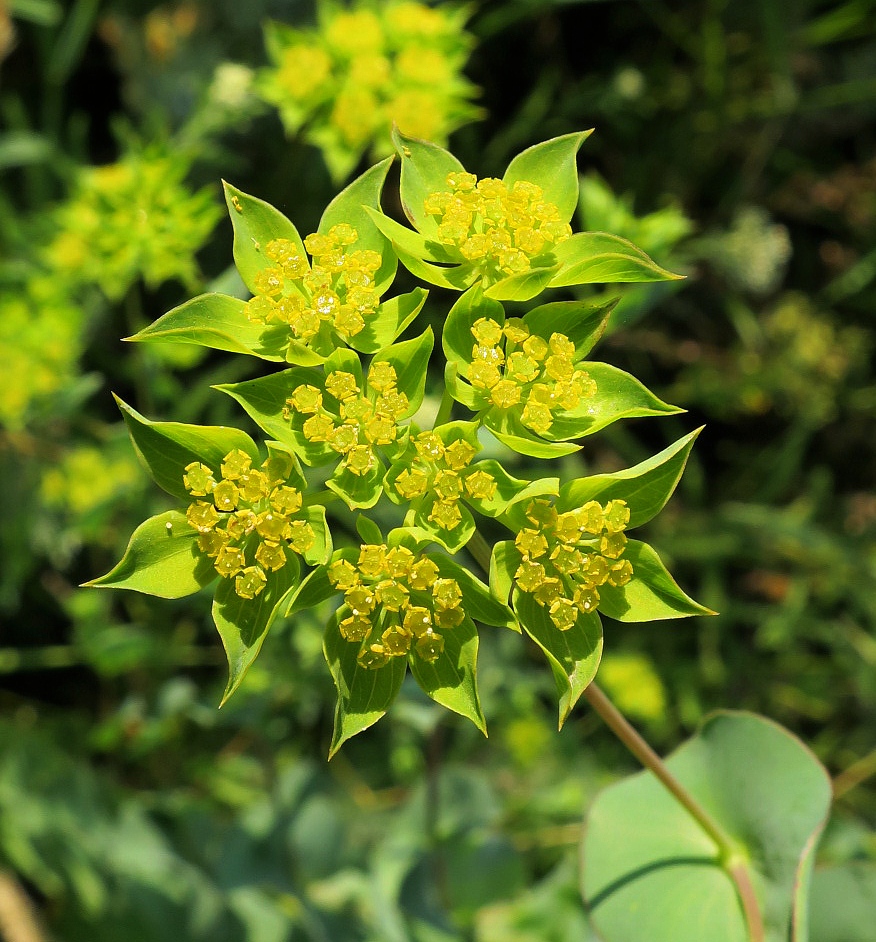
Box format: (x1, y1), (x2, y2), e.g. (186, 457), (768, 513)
(1, 0), (875, 938)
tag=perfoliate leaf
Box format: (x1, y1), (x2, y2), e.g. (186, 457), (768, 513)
(223, 181), (306, 295)
(409, 614), (486, 734)
(373, 327), (434, 418)
(546, 362), (683, 441)
(84, 511), (215, 598)
(214, 555), (300, 705)
(502, 130), (593, 222)
(514, 589), (602, 726)
(550, 232), (684, 288)
(435, 556), (517, 631)
(558, 429), (703, 528)
(318, 157), (397, 294)
(116, 396), (260, 500)
(521, 297), (617, 360)
(213, 368), (328, 462)
(127, 293), (286, 361)
(483, 264), (559, 301)
(443, 285), (505, 379)
(393, 127), (466, 237)
(582, 712), (833, 942)
(598, 539), (714, 622)
(350, 288), (428, 354)
(324, 612), (407, 757)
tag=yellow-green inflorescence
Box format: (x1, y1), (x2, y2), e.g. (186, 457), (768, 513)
(284, 361), (408, 477)
(245, 224), (383, 351)
(184, 449), (315, 599)
(467, 315), (596, 436)
(394, 431), (496, 530)
(425, 172), (573, 284)
(513, 498), (634, 630)
(328, 543), (465, 669)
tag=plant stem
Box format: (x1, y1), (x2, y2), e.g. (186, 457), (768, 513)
(466, 528), (493, 574)
(833, 747), (876, 799)
(434, 364), (456, 427)
(583, 683), (764, 942)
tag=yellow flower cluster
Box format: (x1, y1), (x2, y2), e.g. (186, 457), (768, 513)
(284, 362), (408, 477)
(260, 2), (478, 179)
(424, 173), (573, 282)
(245, 225), (382, 347)
(46, 152), (219, 301)
(328, 543), (465, 668)
(466, 316), (597, 435)
(184, 449), (314, 599)
(513, 498), (634, 630)
(394, 432), (496, 530)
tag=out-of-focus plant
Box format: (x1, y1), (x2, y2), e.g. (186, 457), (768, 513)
(257, 0), (481, 181)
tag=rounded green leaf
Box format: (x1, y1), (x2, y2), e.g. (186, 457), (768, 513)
(127, 293), (287, 361)
(558, 428), (703, 528)
(327, 459), (385, 510)
(324, 612), (407, 758)
(223, 181), (306, 295)
(810, 863), (876, 942)
(409, 614), (486, 734)
(84, 511), (216, 599)
(214, 555), (300, 706)
(502, 130), (593, 222)
(409, 498), (476, 554)
(598, 539), (714, 622)
(514, 589), (603, 727)
(582, 711), (833, 942)
(116, 396), (260, 500)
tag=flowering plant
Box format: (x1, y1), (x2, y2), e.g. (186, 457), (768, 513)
(87, 129), (707, 753)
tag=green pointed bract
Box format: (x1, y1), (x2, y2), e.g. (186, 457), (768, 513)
(127, 293), (288, 361)
(484, 410), (583, 459)
(433, 556), (517, 632)
(409, 613), (486, 734)
(83, 510), (216, 599)
(355, 514), (383, 546)
(213, 368), (329, 464)
(215, 553), (300, 706)
(349, 288), (428, 355)
(582, 712), (833, 942)
(393, 127), (466, 237)
(324, 611), (407, 758)
(521, 297), (616, 360)
(115, 396), (260, 500)
(502, 130), (593, 222)
(514, 589), (603, 727)
(549, 231), (684, 288)
(372, 326), (434, 419)
(408, 498), (476, 554)
(365, 206), (456, 265)
(318, 156), (397, 294)
(558, 428), (703, 528)
(286, 565), (337, 617)
(324, 346), (364, 386)
(299, 505), (333, 567)
(327, 459), (385, 510)
(483, 264), (560, 302)
(598, 539), (714, 622)
(489, 541), (518, 605)
(443, 286), (505, 380)
(223, 181), (307, 295)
